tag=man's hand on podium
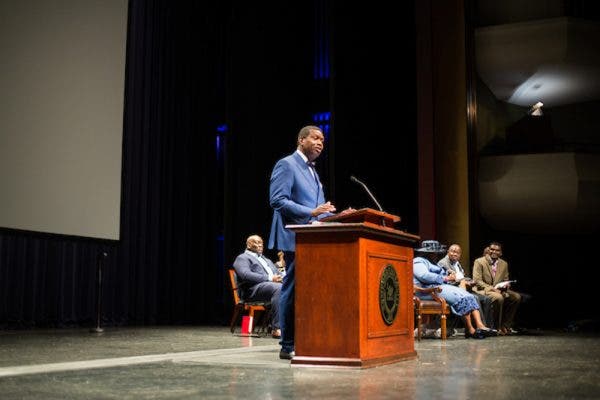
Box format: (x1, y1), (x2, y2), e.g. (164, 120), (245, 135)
(311, 201), (337, 217)
(339, 207), (356, 216)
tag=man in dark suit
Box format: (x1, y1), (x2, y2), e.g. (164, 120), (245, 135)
(233, 235), (284, 338)
(268, 125), (339, 360)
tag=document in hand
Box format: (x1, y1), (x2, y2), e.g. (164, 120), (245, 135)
(494, 280), (516, 290)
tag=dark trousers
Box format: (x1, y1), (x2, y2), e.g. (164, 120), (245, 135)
(279, 251), (295, 352)
(245, 281), (281, 330)
(475, 292), (495, 328)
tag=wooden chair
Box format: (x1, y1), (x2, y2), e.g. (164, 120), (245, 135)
(413, 285), (451, 340)
(228, 268), (270, 335)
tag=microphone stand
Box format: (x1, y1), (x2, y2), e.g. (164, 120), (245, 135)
(90, 251), (108, 333)
(350, 176), (386, 227)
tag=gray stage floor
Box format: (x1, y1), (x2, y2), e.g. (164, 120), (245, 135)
(0, 326), (599, 399)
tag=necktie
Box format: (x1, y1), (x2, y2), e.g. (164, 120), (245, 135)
(491, 262), (497, 278)
(307, 161), (318, 184)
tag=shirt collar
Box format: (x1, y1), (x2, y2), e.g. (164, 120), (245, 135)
(245, 249), (261, 258)
(296, 149), (309, 163)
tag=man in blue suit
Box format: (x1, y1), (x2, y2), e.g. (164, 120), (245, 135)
(268, 125), (338, 360)
(233, 235), (284, 338)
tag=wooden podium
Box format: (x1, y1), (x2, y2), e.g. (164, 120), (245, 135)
(288, 208), (420, 368)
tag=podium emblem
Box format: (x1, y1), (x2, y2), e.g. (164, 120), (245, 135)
(379, 264), (400, 325)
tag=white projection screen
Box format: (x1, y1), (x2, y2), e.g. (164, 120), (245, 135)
(0, 0), (128, 240)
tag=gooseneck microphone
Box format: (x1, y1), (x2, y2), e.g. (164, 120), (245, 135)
(350, 175), (384, 212)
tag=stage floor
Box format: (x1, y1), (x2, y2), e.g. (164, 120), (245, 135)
(0, 326), (599, 399)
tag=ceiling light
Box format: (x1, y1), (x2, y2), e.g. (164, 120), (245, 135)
(529, 101), (544, 116)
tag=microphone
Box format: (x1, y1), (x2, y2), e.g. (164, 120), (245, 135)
(350, 175), (384, 212)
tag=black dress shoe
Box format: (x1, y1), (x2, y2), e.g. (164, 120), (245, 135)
(480, 328), (498, 337)
(465, 329), (486, 339)
(279, 350), (295, 360)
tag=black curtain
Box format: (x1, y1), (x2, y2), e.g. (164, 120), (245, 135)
(115, 0), (221, 324)
(0, 1), (421, 329)
(0, 232), (113, 328)
(222, 2), (420, 265)
(223, 2), (316, 265)
(330, 2), (418, 232)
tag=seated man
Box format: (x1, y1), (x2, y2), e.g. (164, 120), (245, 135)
(233, 235), (283, 338)
(414, 240), (496, 339)
(472, 241), (521, 335)
(438, 243), (494, 328)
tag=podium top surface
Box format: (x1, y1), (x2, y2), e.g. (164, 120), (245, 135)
(286, 221), (420, 245)
(288, 208), (419, 245)
(321, 208), (401, 226)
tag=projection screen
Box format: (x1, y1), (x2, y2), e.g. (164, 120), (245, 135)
(0, 0), (127, 240)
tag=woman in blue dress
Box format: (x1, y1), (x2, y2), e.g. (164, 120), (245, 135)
(413, 240), (495, 339)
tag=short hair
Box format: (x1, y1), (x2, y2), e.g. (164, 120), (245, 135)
(297, 125), (322, 144)
(448, 244), (461, 252)
(246, 235), (262, 248)
(489, 241), (502, 249)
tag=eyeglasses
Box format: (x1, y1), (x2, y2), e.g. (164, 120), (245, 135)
(489, 248), (501, 252)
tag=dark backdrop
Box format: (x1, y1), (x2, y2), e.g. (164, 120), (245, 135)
(7, 1), (591, 332)
(0, 1), (418, 329)
(329, 3), (418, 232)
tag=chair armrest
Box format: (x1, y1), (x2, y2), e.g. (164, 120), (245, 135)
(414, 285), (448, 309)
(414, 285), (442, 296)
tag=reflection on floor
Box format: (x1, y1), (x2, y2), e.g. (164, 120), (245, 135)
(0, 326), (599, 399)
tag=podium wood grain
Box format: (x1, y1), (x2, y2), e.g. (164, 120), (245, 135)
(288, 217), (419, 368)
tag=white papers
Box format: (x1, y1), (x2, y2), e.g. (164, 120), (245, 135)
(494, 280), (516, 289)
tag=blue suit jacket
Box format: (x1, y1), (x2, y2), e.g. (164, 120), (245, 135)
(413, 256), (446, 288)
(232, 252), (281, 299)
(268, 151), (326, 252)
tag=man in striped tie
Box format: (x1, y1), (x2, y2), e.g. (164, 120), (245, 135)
(472, 241), (521, 335)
